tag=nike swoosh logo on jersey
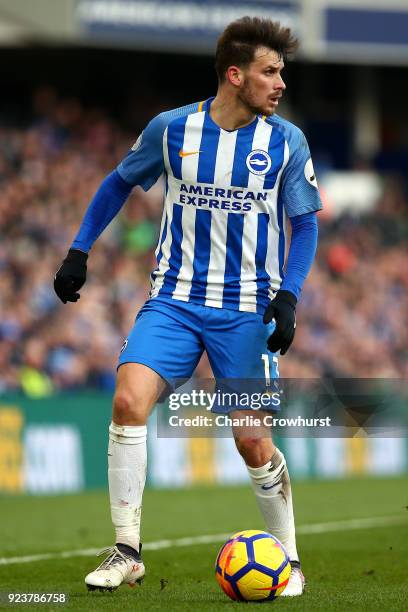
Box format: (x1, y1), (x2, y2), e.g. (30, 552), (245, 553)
(179, 150), (202, 157)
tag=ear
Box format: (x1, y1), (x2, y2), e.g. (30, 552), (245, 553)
(226, 65), (243, 87)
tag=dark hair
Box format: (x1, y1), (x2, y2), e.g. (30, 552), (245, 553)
(215, 16), (298, 82)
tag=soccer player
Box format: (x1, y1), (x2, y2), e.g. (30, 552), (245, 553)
(54, 17), (321, 597)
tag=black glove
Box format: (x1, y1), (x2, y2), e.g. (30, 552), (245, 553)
(263, 290), (297, 355)
(54, 249), (88, 304)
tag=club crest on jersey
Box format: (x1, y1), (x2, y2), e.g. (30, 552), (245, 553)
(246, 150), (272, 175)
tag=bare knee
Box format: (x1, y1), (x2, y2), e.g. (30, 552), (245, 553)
(112, 363), (166, 426)
(113, 389), (147, 425)
(235, 436), (275, 468)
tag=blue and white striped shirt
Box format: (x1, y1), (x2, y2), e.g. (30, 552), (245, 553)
(117, 98), (322, 314)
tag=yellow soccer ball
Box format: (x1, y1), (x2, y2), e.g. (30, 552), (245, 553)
(215, 530), (291, 602)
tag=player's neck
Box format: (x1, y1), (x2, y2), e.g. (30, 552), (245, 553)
(210, 90), (257, 131)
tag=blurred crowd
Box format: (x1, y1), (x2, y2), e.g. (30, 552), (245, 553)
(1, 89), (407, 396)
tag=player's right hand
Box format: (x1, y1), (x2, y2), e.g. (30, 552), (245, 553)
(54, 249), (88, 304)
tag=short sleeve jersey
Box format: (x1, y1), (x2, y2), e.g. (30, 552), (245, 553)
(117, 98), (322, 314)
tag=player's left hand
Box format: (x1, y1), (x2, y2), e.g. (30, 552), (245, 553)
(263, 290), (297, 355)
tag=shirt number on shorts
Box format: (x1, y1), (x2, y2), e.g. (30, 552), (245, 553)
(261, 354), (279, 386)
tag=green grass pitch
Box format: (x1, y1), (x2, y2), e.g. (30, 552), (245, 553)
(0, 476), (407, 611)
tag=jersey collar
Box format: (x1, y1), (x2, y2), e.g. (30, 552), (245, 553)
(204, 96), (260, 134)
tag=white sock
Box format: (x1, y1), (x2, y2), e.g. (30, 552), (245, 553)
(108, 422), (147, 552)
(247, 448), (299, 562)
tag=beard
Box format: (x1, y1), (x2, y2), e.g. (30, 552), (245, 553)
(237, 81), (274, 116)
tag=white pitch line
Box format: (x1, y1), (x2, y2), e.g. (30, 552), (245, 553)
(297, 515), (407, 534)
(0, 515), (406, 567)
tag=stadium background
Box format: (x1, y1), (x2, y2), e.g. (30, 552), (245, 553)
(1, 3), (407, 609)
(0, 1), (407, 498)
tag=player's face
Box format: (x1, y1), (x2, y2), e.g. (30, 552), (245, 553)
(238, 47), (286, 116)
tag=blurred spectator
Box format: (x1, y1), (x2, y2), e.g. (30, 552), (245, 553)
(1, 90), (407, 395)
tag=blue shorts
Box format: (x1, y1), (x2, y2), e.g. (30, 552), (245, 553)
(118, 296), (279, 412)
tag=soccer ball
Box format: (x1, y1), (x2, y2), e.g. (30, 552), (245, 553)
(215, 530), (291, 601)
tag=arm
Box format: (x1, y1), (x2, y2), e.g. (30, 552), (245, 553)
(54, 114), (167, 303)
(280, 211), (318, 300)
(72, 112), (167, 253)
(263, 127), (322, 354)
(71, 170), (133, 254)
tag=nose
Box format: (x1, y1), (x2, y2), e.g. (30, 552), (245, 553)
(276, 75), (286, 91)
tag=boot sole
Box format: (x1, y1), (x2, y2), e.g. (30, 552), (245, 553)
(86, 577), (144, 592)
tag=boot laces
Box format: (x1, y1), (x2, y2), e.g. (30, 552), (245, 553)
(95, 546), (130, 571)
